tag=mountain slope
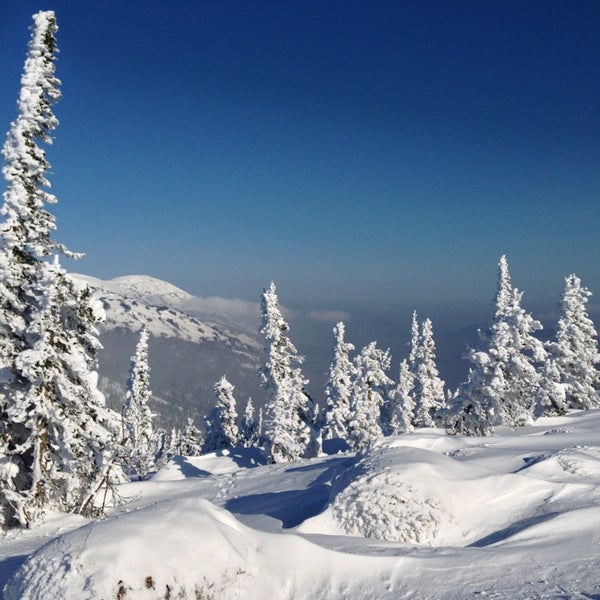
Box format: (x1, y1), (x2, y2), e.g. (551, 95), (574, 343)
(73, 274), (263, 430)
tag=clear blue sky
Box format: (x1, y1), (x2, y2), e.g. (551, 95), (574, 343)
(1, 2), (599, 384)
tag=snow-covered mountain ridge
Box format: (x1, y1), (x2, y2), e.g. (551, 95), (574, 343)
(72, 273), (259, 348)
(71, 274), (262, 430)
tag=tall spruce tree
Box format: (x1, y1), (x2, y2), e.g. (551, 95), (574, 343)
(0, 12), (121, 527)
(322, 321), (356, 440)
(411, 318), (445, 428)
(122, 327), (155, 480)
(387, 359), (415, 434)
(551, 274), (600, 410)
(347, 342), (393, 450)
(448, 256), (545, 435)
(259, 281), (318, 463)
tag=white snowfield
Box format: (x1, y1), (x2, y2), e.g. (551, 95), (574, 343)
(4, 410), (600, 599)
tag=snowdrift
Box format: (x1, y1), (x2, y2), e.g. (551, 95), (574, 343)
(6, 411), (600, 599)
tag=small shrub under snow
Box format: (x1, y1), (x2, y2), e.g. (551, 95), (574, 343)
(331, 471), (441, 542)
(330, 443), (443, 543)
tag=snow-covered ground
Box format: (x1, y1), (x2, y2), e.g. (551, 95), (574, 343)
(4, 411), (600, 599)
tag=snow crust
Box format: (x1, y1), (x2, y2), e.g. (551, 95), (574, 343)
(4, 410), (600, 598)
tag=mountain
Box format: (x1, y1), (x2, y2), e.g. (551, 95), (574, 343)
(73, 274), (263, 431)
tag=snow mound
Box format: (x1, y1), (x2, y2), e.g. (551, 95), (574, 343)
(332, 471), (441, 543)
(520, 445), (600, 483)
(327, 437), (563, 546)
(5, 499), (259, 600)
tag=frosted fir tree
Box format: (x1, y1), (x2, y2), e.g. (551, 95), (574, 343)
(411, 318), (446, 428)
(259, 281), (318, 463)
(534, 352), (568, 417)
(347, 342), (394, 451)
(4, 260), (123, 525)
(408, 310), (420, 368)
(387, 359), (415, 434)
(322, 322), (356, 440)
(551, 274), (600, 410)
(0, 12), (122, 527)
(448, 256), (545, 435)
(122, 327), (155, 480)
(179, 418), (203, 456)
(240, 398), (259, 448)
(203, 376), (240, 452)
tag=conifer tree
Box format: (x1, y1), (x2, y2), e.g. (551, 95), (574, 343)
(122, 327), (155, 480)
(322, 322), (356, 440)
(179, 418), (203, 456)
(347, 342), (393, 450)
(259, 281), (317, 463)
(0, 12), (122, 527)
(552, 274), (600, 410)
(387, 359), (415, 434)
(534, 353), (568, 417)
(203, 376), (239, 452)
(240, 398), (259, 448)
(448, 256), (545, 435)
(411, 318), (445, 428)
(408, 310), (420, 367)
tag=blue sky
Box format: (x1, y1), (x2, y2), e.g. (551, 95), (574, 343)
(1, 1), (599, 385)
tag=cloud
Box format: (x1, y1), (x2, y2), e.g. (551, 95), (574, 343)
(308, 310), (351, 323)
(185, 297), (260, 321)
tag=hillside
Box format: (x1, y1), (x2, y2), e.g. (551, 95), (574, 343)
(73, 274), (263, 430)
(3, 410), (600, 598)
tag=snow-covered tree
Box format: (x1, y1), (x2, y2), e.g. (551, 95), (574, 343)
(0, 12), (122, 527)
(3, 260), (123, 525)
(347, 342), (394, 450)
(534, 353), (568, 417)
(122, 327), (155, 480)
(411, 318), (445, 428)
(448, 256), (545, 435)
(203, 376), (239, 452)
(408, 310), (420, 367)
(259, 281), (318, 463)
(387, 359), (415, 434)
(179, 418), (203, 456)
(322, 322), (356, 440)
(240, 398), (260, 448)
(551, 274), (600, 410)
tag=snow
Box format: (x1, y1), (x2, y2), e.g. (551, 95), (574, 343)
(72, 273), (260, 350)
(4, 410), (600, 598)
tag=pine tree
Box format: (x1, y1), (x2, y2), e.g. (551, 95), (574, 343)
(179, 418), (203, 456)
(534, 352), (568, 417)
(448, 256), (545, 435)
(552, 274), (600, 410)
(411, 318), (445, 428)
(240, 398), (259, 448)
(408, 310), (420, 367)
(322, 321), (356, 440)
(347, 342), (394, 450)
(203, 376), (239, 452)
(0, 12), (122, 527)
(122, 327), (155, 480)
(259, 281), (318, 463)
(387, 359), (415, 434)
